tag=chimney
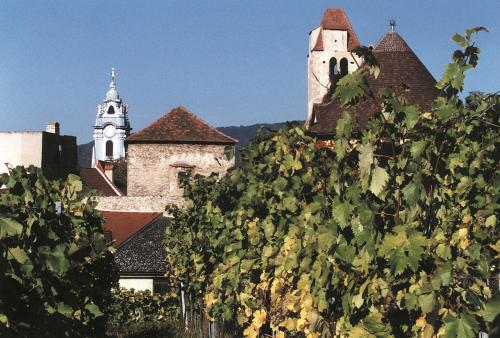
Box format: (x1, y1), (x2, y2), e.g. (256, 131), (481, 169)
(46, 121), (60, 135)
(102, 161), (114, 182)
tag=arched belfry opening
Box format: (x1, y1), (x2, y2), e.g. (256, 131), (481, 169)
(329, 57), (338, 80)
(105, 140), (113, 157)
(340, 58), (348, 76)
(107, 106), (115, 114)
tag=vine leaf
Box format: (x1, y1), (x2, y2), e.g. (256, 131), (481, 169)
(0, 216), (23, 238)
(369, 166), (389, 196)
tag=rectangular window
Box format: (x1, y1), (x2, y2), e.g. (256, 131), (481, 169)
(177, 168), (192, 187)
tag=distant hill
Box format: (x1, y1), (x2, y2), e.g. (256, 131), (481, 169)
(77, 121), (304, 168)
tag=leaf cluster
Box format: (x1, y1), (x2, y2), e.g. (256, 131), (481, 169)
(164, 29), (499, 337)
(0, 166), (119, 337)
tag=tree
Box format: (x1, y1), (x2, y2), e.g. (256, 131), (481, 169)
(0, 166), (119, 337)
(165, 28), (499, 337)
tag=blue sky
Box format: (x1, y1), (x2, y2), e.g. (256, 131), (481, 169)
(0, 0), (498, 143)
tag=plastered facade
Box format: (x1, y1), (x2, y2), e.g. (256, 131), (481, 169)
(0, 131), (76, 180)
(127, 143), (235, 197)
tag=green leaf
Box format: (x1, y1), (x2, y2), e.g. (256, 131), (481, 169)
(8, 247), (30, 264)
(452, 33), (468, 48)
(224, 145), (235, 161)
(410, 140), (428, 160)
(418, 292), (436, 313)
(84, 303), (104, 318)
(442, 313), (479, 338)
(45, 244), (69, 274)
(484, 295), (500, 322)
(358, 144), (374, 178)
(332, 200), (354, 228)
(402, 175), (421, 206)
(57, 302), (73, 316)
(334, 72), (367, 106)
(369, 166), (389, 196)
(0, 216), (23, 239)
(403, 105), (420, 129)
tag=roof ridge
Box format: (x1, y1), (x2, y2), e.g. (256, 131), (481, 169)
(116, 213), (163, 249)
(184, 108), (239, 143)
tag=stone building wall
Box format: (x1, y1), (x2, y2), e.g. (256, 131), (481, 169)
(127, 143), (234, 197)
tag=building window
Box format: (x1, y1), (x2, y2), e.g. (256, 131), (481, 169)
(153, 278), (169, 295)
(340, 58), (348, 76)
(177, 168), (192, 188)
(105, 140), (113, 157)
(107, 106), (115, 114)
(329, 57), (338, 80)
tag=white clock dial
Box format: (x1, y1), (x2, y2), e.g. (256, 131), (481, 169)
(104, 125), (116, 138)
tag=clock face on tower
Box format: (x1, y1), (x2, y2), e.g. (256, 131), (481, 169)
(104, 125), (116, 138)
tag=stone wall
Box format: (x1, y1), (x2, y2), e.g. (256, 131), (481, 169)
(96, 195), (183, 212)
(127, 143), (234, 197)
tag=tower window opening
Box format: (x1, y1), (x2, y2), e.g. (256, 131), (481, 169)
(105, 140), (113, 157)
(107, 106), (115, 114)
(340, 58), (348, 76)
(329, 57), (338, 80)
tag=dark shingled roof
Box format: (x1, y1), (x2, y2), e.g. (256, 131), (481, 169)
(309, 31), (440, 136)
(114, 216), (169, 275)
(79, 167), (121, 196)
(101, 211), (160, 247)
(126, 106), (237, 144)
(312, 8), (360, 52)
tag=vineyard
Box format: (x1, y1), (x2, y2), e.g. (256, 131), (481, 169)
(0, 28), (499, 337)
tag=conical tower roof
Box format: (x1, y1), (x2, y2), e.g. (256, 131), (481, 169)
(309, 31), (440, 135)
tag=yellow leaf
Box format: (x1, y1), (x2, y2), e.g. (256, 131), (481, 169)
(462, 215), (472, 223)
(252, 309), (267, 329)
(282, 318), (296, 331)
(415, 313), (426, 328)
(276, 332), (285, 338)
(243, 325), (258, 338)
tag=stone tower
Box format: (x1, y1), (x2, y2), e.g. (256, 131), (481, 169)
(92, 68), (131, 165)
(306, 8), (362, 125)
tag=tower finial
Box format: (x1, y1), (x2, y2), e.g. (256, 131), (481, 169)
(389, 19), (396, 32)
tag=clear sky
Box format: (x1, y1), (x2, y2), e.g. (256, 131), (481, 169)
(0, 0), (498, 143)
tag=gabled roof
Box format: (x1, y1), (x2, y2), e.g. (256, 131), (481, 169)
(114, 216), (170, 275)
(100, 211), (161, 247)
(311, 8), (360, 52)
(126, 106), (237, 144)
(309, 31), (440, 135)
(79, 163), (123, 196)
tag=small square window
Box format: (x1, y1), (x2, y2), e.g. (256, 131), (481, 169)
(177, 168), (192, 187)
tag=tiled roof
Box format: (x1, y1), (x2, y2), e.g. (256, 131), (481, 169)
(126, 106), (237, 144)
(79, 167), (122, 196)
(309, 32), (440, 135)
(312, 8), (360, 52)
(100, 211), (160, 247)
(114, 216), (170, 274)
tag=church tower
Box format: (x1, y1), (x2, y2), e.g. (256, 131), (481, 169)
(92, 68), (131, 165)
(307, 9), (362, 125)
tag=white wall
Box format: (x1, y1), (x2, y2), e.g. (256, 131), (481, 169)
(119, 278), (153, 291)
(0, 132), (43, 175)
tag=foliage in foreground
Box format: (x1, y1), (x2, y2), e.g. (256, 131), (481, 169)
(165, 28), (499, 337)
(0, 166), (119, 337)
(106, 288), (179, 328)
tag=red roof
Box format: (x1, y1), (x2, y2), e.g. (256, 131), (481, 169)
(80, 167), (122, 196)
(312, 8), (360, 52)
(309, 32), (440, 135)
(100, 211), (161, 247)
(126, 106), (237, 144)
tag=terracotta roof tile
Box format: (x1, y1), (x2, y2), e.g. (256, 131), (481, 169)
(79, 167), (121, 196)
(312, 8), (360, 52)
(309, 32), (440, 135)
(126, 106), (237, 144)
(100, 211), (160, 247)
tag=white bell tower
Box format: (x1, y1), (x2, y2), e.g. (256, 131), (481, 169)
(92, 68), (131, 166)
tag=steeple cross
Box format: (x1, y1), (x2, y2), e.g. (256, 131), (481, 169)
(389, 19), (396, 32)
(110, 67), (117, 82)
